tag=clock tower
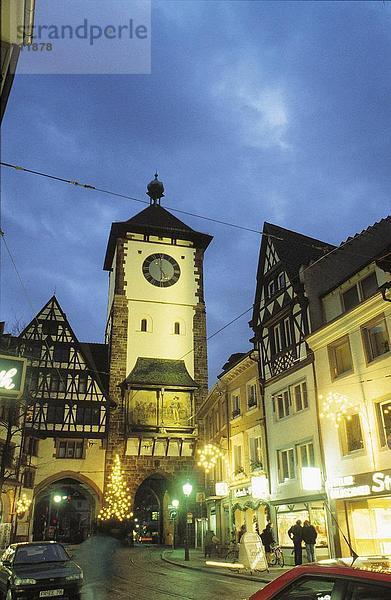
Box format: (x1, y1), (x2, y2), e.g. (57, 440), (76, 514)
(103, 175), (212, 522)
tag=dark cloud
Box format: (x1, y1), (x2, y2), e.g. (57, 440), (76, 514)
(1, 0), (390, 382)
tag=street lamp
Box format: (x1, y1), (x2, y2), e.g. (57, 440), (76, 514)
(182, 482), (192, 561)
(171, 499), (179, 549)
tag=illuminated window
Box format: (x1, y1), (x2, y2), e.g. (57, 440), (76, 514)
(141, 319), (148, 332)
(362, 316), (390, 362)
(375, 400), (391, 447)
(249, 437), (263, 470)
(174, 322), (180, 335)
(233, 445), (242, 472)
(328, 336), (353, 378)
(342, 414), (364, 454)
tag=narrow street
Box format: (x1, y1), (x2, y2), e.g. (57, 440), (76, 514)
(73, 536), (264, 600)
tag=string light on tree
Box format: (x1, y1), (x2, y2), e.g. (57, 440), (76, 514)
(16, 494), (31, 516)
(98, 454), (132, 522)
(319, 392), (359, 429)
(197, 443), (228, 474)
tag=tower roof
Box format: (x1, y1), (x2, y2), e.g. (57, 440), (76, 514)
(104, 203), (213, 270)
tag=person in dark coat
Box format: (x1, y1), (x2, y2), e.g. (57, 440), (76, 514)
(204, 530), (215, 558)
(288, 519), (303, 565)
(302, 520), (317, 562)
(238, 523), (247, 543)
(260, 522), (275, 564)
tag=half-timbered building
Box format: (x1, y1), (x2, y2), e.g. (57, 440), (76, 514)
(10, 296), (109, 543)
(251, 222), (334, 563)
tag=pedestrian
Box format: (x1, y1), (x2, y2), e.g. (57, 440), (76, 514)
(204, 529), (215, 558)
(302, 520), (317, 562)
(238, 523), (247, 543)
(288, 519), (303, 565)
(252, 515), (260, 536)
(260, 522), (275, 565)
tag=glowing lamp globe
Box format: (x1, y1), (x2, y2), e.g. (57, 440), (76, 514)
(182, 482), (192, 497)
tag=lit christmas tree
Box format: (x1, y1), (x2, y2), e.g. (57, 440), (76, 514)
(98, 454), (132, 522)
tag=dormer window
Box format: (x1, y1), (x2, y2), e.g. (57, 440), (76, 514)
(278, 272), (285, 290)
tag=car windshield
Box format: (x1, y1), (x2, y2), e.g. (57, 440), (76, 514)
(14, 544), (70, 564)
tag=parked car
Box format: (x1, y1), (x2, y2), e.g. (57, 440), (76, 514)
(249, 556), (391, 599)
(0, 541), (83, 599)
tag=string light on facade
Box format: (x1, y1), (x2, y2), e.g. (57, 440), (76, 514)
(319, 392), (358, 429)
(98, 454), (132, 522)
(16, 494), (31, 516)
(197, 443), (227, 474)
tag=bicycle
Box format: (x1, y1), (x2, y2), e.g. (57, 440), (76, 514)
(224, 543), (240, 571)
(269, 544), (284, 567)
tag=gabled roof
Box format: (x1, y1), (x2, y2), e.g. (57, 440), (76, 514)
(251, 222), (334, 326)
(303, 215), (391, 330)
(262, 222), (334, 283)
(17, 296), (109, 397)
(104, 204), (213, 270)
(124, 357), (197, 389)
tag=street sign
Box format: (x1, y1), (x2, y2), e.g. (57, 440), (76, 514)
(195, 492), (205, 503)
(186, 512), (193, 524)
(169, 509), (178, 520)
(0, 354), (27, 399)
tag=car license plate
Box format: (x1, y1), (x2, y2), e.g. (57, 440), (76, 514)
(39, 590), (64, 598)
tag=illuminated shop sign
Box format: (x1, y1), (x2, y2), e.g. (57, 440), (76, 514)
(234, 486), (251, 498)
(0, 355), (27, 399)
(328, 470), (391, 500)
(215, 482), (229, 497)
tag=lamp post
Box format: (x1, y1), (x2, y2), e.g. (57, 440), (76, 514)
(182, 482), (192, 561)
(172, 499), (179, 549)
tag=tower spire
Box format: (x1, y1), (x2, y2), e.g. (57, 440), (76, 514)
(146, 172), (165, 205)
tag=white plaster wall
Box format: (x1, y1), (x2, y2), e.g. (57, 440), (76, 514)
(33, 438), (106, 499)
(265, 364), (323, 501)
(123, 239), (198, 377)
(310, 295), (391, 482)
(323, 265), (388, 323)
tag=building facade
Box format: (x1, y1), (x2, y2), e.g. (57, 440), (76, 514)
(305, 217), (391, 557)
(250, 223), (335, 562)
(1, 296), (109, 544)
(199, 351), (268, 544)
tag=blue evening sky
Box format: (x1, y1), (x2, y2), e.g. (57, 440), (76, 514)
(1, 1), (390, 383)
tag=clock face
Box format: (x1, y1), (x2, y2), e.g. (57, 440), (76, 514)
(142, 253), (181, 287)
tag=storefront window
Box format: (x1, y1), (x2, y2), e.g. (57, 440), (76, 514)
(348, 498), (391, 555)
(276, 505), (328, 548)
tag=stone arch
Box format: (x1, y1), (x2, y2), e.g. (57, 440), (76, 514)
(33, 471), (103, 503)
(31, 471), (103, 543)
